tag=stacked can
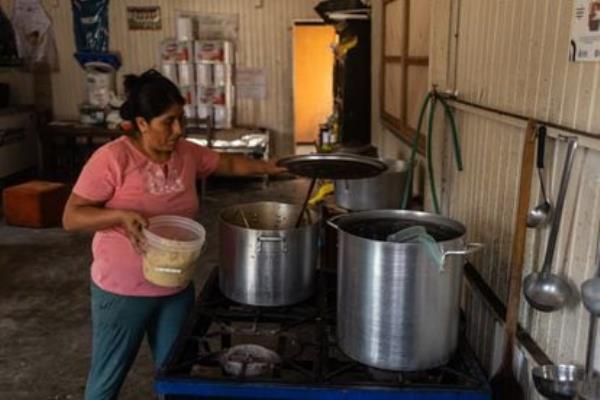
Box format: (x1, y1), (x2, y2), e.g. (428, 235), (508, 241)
(176, 17), (197, 120)
(194, 40), (235, 129)
(160, 38), (178, 83)
(159, 16), (235, 127)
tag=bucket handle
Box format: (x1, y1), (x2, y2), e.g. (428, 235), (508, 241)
(153, 267), (183, 274)
(441, 243), (484, 266)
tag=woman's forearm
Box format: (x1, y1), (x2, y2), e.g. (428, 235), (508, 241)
(62, 203), (125, 232)
(215, 154), (285, 176)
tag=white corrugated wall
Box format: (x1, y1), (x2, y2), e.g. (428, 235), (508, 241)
(8, 0), (321, 155)
(373, 0), (600, 398)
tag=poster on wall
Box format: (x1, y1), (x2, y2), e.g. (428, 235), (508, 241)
(127, 7), (161, 30)
(570, 0), (600, 61)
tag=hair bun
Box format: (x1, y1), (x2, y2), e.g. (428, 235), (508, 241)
(119, 99), (136, 121)
(123, 74), (143, 95)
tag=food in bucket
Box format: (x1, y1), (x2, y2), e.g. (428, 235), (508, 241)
(142, 216), (206, 288)
(143, 246), (201, 286)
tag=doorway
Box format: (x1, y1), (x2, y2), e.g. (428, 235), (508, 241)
(292, 21), (335, 153)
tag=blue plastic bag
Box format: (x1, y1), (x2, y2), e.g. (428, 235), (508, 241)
(71, 0), (109, 53)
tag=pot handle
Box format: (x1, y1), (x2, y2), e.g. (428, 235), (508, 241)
(441, 243), (484, 265)
(326, 215), (342, 230)
(257, 236), (288, 252)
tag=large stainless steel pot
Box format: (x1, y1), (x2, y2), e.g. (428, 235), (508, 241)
(328, 210), (482, 371)
(219, 202), (318, 306)
(334, 159), (409, 210)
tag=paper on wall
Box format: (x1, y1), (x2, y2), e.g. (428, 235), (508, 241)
(570, 0), (600, 61)
(236, 68), (267, 100)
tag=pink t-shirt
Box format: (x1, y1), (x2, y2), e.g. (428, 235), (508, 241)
(72, 135), (220, 297)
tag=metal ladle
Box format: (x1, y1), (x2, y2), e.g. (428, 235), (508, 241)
(531, 223), (600, 400)
(577, 228), (600, 399)
(523, 137), (578, 312)
(527, 126), (553, 228)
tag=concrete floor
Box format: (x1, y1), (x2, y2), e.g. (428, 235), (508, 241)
(0, 177), (308, 400)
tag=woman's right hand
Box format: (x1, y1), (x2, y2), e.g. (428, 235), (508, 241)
(120, 211), (149, 253)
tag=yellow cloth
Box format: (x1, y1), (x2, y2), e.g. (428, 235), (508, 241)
(309, 182), (334, 206)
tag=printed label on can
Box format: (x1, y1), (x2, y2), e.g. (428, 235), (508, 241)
(194, 40), (225, 62)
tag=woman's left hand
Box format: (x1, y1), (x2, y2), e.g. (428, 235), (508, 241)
(264, 158), (288, 175)
(215, 154), (288, 176)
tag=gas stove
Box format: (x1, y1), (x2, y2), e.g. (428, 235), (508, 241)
(156, 268), (490, 399)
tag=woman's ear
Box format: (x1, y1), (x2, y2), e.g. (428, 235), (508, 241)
(135, 116), (149, 133)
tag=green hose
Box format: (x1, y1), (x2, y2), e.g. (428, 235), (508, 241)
(400, 91), (463, 214)
(401, 92), (432, 209)
(438, 96), (464, 171)
(426, 96), (441, 214)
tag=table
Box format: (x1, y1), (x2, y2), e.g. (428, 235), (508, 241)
(40, 121), (270, 183)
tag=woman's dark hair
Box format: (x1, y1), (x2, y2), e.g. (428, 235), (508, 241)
(120, 69), (185, 127)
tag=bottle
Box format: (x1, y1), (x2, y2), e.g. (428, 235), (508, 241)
(320, 128), (333, 153)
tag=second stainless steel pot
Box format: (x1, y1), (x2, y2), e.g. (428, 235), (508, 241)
(334, 159), (409, 210)
(328, 210), (482, 371)
(219, 202), (318, 306)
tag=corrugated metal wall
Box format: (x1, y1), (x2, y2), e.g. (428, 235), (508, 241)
(373, 0), (600, 397)
(452, 0), (600, 390)
(20, 0), (320, 154)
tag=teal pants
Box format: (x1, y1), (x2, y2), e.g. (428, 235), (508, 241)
(85, 283), (194, 400)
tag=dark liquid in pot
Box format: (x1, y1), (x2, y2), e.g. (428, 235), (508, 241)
(341, 218), (461, 242)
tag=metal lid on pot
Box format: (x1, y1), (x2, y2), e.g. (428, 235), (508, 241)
(277, 153), (387, 180)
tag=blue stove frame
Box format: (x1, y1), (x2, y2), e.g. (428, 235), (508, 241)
(156, 378), (490, 399)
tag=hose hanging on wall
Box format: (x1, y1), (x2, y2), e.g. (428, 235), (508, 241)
(400, 89), (464, 214)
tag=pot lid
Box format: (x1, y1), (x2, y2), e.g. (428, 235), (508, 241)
(277, 153), (387, 180)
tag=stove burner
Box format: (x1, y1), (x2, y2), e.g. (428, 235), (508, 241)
(157, 269), (491, 399)
(219, 344), (282, 377)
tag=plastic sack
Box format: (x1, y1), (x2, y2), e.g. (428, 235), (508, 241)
(387, 226), (444, 271)
(11, 0), (58, 70)
(71, 0), (109, 53)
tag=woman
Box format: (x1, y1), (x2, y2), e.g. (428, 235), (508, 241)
(62, 69), (285, 399)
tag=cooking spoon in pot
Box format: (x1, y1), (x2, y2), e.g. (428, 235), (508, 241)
(295, 178), (317, 228)
(527, 126), (552, 228)
(523, 137), (578, 312)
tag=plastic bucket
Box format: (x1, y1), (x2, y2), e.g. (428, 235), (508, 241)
(142, 215), (206, 288)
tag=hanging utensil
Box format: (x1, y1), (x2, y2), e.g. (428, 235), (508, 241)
(527, 126), (553, 228)
(531, 364), (585, 399)
(534, 223), (600, 400)
(580, 240), (600, 400)
(523, 137), (578, 312)
(489, 120), (536, 400)
(581, 223), (600, 374)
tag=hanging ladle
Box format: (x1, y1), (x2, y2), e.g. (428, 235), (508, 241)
(523, 137), (578, 312)
(527, 126), (553, 228)
(577, 227), (600, 399)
